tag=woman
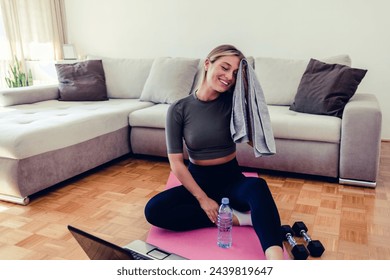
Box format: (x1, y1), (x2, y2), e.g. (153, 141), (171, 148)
(144, 45), (284, 260)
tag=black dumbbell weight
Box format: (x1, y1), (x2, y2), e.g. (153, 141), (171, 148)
(292, 221), (325, 257)
(281, 225), (309, 260)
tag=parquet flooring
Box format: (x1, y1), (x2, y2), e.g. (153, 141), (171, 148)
(0, 142), (389, 260)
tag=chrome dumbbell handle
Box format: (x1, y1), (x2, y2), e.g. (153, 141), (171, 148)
(300, 230), (312, 243)
(286, 233), (298, 247)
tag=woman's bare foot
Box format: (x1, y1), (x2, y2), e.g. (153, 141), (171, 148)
(265, 246), (284, 260)
(232, 214), (240, 226)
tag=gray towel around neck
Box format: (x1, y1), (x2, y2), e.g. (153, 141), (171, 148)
(230, 58), (276, 157)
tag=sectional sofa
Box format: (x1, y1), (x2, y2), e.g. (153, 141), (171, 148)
(0, 55), (382, 205)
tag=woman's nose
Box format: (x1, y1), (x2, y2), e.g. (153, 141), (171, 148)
(226, 71), (234, 81)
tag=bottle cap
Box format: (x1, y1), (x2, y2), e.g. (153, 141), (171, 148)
(221, 197), (229, 204)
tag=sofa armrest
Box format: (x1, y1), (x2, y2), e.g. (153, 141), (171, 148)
(339, 93), (382, 186)
(0, 84), (59, 106)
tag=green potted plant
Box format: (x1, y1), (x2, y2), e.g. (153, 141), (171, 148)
(5, 57), (33, 88)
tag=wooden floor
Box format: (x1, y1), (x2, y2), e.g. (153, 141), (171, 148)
(0, 142), (389, 260)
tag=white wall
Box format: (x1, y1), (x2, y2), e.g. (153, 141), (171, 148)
(65, 0), (390, 139)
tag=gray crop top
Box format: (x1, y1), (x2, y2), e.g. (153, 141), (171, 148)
(166, 93), (236, 160)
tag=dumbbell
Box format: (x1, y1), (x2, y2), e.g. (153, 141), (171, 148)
(292, 221), (325, 257)
(281, 225), (309, 260)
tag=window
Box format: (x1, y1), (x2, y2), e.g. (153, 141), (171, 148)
(0, 2), (67, 88)
(0, 9), (11, 89)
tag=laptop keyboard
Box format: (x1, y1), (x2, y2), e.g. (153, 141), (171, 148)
(129, 250), (153, 260)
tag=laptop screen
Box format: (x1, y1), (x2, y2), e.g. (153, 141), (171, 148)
(68, 225), (134, 260)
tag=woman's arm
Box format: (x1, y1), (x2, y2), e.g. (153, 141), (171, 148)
(168, 153), (219, 223)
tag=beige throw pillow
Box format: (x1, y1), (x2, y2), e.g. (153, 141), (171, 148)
(140, 57), (200, 104)
(87, 55), (154, 99)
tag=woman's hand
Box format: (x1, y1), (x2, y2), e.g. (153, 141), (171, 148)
(167, 154), (220, 224)
(198, 196), (219, 224)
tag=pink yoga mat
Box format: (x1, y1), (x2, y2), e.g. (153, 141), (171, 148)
(146, 172), (290, 260)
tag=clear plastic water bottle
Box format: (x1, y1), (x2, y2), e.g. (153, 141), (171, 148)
(217, 197), (233, 248)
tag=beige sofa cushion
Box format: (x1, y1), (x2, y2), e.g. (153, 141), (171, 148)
(140, 57), (199, 104)
(87, 55), (154, 99)
(269, 105), (341, 143)
(255, 55), (351, 106)
(129, 103), (169, 129)
(128, 103), (341, 143)
(0, 99), (154, 159)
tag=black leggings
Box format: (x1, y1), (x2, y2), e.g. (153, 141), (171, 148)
(144, 158), (282, 252)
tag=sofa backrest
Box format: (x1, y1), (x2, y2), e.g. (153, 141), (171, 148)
(88, 54), (352, 107)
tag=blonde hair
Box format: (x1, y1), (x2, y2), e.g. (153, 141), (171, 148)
(196, 44), (246, 92)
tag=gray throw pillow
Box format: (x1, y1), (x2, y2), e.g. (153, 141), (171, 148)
(56, 60), (108, 101)
(290, 59), (367, 117)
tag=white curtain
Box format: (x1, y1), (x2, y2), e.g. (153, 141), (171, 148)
(0, 0), (67, 88)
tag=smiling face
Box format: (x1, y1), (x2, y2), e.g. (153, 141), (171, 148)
(204, 55), (241, 94)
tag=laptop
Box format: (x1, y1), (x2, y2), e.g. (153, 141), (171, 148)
(68, 225), (187, 260)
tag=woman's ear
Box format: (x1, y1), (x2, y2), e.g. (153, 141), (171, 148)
(204, 59), (210, 71)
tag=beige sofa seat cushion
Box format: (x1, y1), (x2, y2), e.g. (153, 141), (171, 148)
(129, 103), (169, 129)
(128, 103), (341, 143)
(269, 105), (341, 143)
(0, 99), (154, 159)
